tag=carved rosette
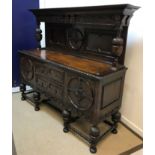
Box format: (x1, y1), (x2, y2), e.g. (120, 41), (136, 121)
(67, 28), (84, 50)
(67, 77), (93, 111)
(20, 57), (34, 81)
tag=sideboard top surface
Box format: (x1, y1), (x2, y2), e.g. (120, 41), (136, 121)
(19, 49), (119, 76)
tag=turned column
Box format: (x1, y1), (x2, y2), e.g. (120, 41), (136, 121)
(62, 110), (71, 133)
(111, 112), (121, 134)
(20, 83), (26, 100)
(33, 92), (40, 111)
(89, 126), (100, 153)
(35, 20), (42, 49)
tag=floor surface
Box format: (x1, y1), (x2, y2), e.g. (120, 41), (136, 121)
(13, 93), (142, 155)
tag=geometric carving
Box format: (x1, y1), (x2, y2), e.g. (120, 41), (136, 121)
(20, 57), (34, 81)
(67, 77), (93, 111)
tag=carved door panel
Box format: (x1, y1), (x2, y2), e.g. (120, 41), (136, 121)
(20, 56), (35, 85)
(65, 73), (95, 114)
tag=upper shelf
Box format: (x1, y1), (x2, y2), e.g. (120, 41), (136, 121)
(30, 4), (140, 26)
(30, 4), (140, 15)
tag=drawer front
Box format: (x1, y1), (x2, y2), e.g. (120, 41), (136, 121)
(35, 75), (63, 100)
(48, 82), (63, 99)
(48, 66), (64, 84)
(35, 62), (64, 84)
(20, 55), (65, 101)
(34, 61), (64, 100)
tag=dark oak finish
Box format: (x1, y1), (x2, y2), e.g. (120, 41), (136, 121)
(21, 49), (113, 75)
(19, 4), (139, 153)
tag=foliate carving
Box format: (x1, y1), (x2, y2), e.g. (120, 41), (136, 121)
(48, 68), (64, 83)
(36, 76), (48, 88)
(48, 83), (63, 99)
(35, 63), (64, 83)
(21, 57), (34, 81)
(35, 75), (63, 100)
(67, 77), (93, 111)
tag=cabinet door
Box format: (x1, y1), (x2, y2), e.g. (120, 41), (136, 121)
(20, 55), (35, 86)
(65, 73), (94, 112)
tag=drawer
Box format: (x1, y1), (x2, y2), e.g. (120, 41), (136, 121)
(35, 62), (64, 84)
(48, 82), (63, 99)
(35, 75), (63, 100)
(48, 66), (64, 84)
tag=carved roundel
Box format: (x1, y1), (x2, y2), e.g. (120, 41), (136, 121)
(20, 57), (34, 81)
(67, 28), (84, 50)
(67, 77), (93, 111)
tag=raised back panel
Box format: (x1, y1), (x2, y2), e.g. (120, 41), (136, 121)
(30, 4), (139, 65)
(101, 79), (122, 109)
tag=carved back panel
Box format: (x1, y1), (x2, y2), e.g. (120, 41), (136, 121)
(30, 4), (139, 65)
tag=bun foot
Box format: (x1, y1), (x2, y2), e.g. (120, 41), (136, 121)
(90, 146), (97, 153)
(111, 128), (117, 134)
(35, 107), (40, 111)
(63, 127), (69, 133)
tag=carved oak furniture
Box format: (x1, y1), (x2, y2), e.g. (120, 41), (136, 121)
(19, 4), (139, 153)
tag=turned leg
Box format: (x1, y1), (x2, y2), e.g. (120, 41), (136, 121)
(20, 84), (26, 100)
(89, 126), (100, 153)
(33, 92), (40, 111)
(111, 112), (121, 134)
(62, 110), (71, 133)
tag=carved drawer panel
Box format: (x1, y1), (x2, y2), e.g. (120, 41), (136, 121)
(48, 82), (63, 100)
(48, 66), (64, 84)
(35, 75), (63, 100)
(35, 64), (48, 75)
(35, 63), (64, 84)
(36, 76), (48, 89)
